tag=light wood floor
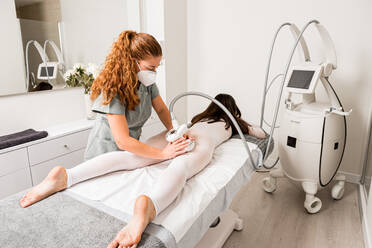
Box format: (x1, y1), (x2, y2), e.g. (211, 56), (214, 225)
(223, 172), (364, 248)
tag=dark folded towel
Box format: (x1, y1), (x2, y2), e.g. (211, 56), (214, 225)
(0, 129), (48, 150)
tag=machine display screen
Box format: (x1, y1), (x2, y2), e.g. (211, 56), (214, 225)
(40, 66), (55, 77)
(287, 70), (315, 89)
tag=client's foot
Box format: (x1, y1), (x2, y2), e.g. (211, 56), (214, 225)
(20, 166), (67, 208)
(107, 195), (156, 248)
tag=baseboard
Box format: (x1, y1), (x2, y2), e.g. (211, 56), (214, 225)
(359, 184), (371, 248)
(342, 171), (371, 247)
(339, 170), (361, 184)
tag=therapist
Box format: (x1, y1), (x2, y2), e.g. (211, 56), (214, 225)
(85, 30), (189, 161)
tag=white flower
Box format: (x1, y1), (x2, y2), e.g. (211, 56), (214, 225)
(73, 63), (86, 71)
(86, 63), (100, 79)
(63, 69), (74, 80)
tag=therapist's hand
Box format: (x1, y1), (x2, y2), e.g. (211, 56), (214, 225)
(161, 137), (189, 159)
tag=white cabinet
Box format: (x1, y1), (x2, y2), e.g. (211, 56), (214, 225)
(28, 129), (90, 166)
(0, 148), (28, 177)
(0, 119), (94, 199)
(0, 168), (32, 199)
(140, 121), (166, 141)
(31, 148), (85, 185)
(0, 148), (31, 198)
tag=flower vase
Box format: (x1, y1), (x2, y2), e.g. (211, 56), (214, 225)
(84, 94), (96, 120)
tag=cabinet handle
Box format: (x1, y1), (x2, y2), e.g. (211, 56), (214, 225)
(64, 144), (69, 149)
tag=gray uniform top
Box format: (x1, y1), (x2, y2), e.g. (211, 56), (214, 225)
(84, 83), (159, 161)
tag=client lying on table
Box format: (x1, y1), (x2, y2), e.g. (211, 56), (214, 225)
(20, 93), (265, 248)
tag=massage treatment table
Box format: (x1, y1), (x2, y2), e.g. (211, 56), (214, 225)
(0, 135), (273, 248)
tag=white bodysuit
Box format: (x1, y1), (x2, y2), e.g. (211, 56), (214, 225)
(66, 121), (232, 215)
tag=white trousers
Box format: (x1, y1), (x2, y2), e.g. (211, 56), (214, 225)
(66, 130), (216, 215)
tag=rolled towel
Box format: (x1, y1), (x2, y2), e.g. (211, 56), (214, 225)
(0, 129), (48, 150)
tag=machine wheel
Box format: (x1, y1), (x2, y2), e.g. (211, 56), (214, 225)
(331, 183), (345, 200)
(262, 177), (276, 193)
(234, 218), (244, 231)
(304, 196), (322, 214)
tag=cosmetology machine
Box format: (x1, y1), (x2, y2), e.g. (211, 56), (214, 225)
(261, 20), (352, 214)
(25, 39), (64, 90)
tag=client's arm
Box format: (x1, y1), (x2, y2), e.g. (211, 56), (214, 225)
(248, 125), (266, 139)
(107, 114), (188, 159)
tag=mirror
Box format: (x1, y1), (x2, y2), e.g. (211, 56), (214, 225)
(15, 0), (64, 93)
(1, 0), (133, 96)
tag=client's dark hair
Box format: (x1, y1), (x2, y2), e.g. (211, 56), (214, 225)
(190, 93), (251, 135)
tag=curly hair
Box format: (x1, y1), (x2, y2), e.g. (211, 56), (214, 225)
(90, 31), (162, 110)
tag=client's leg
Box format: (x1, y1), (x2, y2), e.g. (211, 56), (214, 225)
(108, 139), (214, 247)
(20, 131), (168, 208)
(19, 166), (68, 208)
(108, 195), (155, 248)
(148, 139), (214, 213)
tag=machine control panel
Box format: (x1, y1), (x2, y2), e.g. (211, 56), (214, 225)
(286, 63), (323, 94)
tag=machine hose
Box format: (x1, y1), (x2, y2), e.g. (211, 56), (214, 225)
(318, 78), (347, 187)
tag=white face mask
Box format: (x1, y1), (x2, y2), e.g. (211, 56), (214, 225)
(137, 62), (157, 87)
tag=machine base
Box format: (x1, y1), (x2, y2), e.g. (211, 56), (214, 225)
(262, 168), (346, 214)
(195, 209), (243, 248)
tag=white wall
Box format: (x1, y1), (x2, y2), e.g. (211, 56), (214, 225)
(0, 0), (26, 95)
(187, 0), (372, 175)
(164, 0), (187, 124)
(0, 88), (86, 135)
(141, 0), (167, 104)
(143, 0), (164, 41)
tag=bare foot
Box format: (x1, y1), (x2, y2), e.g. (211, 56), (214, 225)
(107, 195), (156, 248)
(20, 166), (67, 208)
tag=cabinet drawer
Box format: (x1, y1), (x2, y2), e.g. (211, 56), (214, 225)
(31, 148), (85, 185)
(28, 129), (90, 166)
(0, 148), (28, 177)
(0, 168), (32, 199)
(140, 121), (165, 142)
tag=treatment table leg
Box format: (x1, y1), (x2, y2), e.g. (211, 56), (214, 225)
(195, 209), (243, 248)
